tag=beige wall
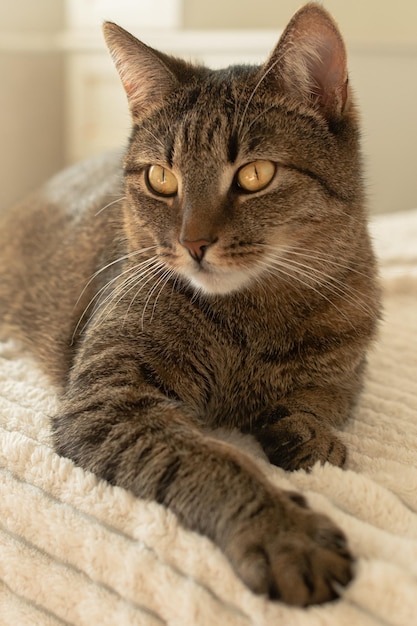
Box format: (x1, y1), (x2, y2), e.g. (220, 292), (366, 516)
(183, 0), (417, 45)
(0, 0), (63, 33)
(0, 0), (65, 211)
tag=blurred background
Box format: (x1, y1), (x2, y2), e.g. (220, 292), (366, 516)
(0, 0), (416, 215)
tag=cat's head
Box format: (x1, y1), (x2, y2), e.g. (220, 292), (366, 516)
(104, 3), (363, 297)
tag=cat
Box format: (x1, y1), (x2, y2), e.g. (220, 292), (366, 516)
(0, 3), (380, 606)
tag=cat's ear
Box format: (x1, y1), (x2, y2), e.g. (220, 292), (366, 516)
(263, 3), (349, 119)
(103, 22), (178, 119)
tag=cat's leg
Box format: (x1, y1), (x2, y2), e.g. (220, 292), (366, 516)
(53, 349), (352, 605)
(250, 386), (356, 471)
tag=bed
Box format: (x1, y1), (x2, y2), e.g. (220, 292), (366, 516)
(1, 208), (416, 626)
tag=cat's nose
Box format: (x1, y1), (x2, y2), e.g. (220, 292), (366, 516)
(180, 238), (212, 262)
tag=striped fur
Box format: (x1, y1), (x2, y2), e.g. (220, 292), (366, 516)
(0, 4), (380, 605)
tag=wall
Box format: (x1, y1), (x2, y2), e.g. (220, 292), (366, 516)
(182, 0), (417, 44)
(0, 0), (65, 211)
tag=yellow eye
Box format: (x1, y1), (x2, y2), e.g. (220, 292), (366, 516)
(146, 165), (178, 196)
(237, 160), (275, 192)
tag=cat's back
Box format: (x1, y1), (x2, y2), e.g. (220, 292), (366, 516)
(0, 150), (123, 236)
(0, 151), (125, 381)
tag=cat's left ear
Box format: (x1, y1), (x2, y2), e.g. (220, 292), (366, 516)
(103, 22), (178, 119)
(263, 3), (349, 119)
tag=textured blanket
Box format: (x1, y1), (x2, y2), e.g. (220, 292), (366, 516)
(1, 209), (416, 626)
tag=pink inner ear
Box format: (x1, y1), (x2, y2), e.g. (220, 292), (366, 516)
(103, 22), (177, 120)
(308, 36), (348, 113)
(264, 5), (349, 119)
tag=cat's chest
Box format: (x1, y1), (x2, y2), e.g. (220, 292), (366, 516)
(140, 301), (296, 428)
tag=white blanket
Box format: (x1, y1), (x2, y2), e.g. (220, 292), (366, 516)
(1, 209), (416, 626)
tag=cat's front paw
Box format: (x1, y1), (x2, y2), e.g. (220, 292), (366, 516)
(256, 411), (347, 471)
(226, 493), (353, 605)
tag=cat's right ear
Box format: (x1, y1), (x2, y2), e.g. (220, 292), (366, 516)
(103, 22), (177, 119)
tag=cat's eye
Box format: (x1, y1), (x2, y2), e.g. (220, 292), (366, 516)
(236, 160), (276, 193)
(146, 165), (178, 196)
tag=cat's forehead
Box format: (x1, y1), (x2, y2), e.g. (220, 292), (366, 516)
(130, 63), (329, 174)
(138, 67), (272, 165)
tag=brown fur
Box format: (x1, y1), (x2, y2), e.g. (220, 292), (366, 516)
(0, 4), (380, 605)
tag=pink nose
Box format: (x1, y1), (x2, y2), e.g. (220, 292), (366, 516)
(180, 239), (212, 262)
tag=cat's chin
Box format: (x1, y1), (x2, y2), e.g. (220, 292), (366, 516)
(182, 266), (255, 296)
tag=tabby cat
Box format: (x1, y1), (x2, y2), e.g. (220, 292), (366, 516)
(0, 3), (380, 606)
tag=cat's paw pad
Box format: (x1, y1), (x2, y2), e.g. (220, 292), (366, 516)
(258, 413), (347, 471)
(227, 497), (353, 606)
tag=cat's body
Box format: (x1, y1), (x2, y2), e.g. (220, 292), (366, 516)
(0, 4), (380, 606)
(0, 153), (124, 380)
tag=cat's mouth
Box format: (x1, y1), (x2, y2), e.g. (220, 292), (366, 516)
(164, 240), (266, 295)
(177, 259), (256, 296)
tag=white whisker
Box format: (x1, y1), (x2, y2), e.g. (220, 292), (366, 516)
(266, 251), (375, 317)
(74, 246), (158, 311)
(269, 244), (372, 280)
(95, 258), (164, 328)
(98, 258), (159, 314)
(140, 124), (169, 153)
(238, 55), (283, 137)
(121, 261), (166, 326)
(141, 268), (175, 330)
(239, 104), (277, 146)
(257, 257), (357, 331)
(95, 195), (126, 216)
(72, 248), (158, 341)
